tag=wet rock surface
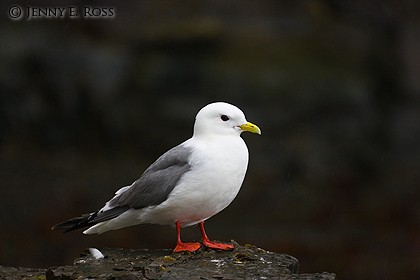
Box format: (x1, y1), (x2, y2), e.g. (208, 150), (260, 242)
(1, 242), (335, 279)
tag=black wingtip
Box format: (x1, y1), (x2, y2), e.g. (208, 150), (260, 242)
(51, 206), (130, 233)
(51, 213), (94, 233)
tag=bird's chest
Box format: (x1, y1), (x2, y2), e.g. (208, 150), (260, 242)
(158, 137), (249, 224)
(187, 138), (249, 203)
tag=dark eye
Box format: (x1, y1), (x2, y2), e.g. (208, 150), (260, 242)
(220, 115), (229, 121)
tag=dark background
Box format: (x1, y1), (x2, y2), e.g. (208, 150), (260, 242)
(1, 1), (419, 279)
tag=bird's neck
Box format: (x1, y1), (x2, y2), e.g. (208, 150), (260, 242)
(189, 134), (248, 156)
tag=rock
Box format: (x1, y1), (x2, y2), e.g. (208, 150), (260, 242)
(0, 266), (46, 279)
(1, 241), (335, 279)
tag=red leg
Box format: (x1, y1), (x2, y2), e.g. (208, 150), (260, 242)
(199, 222), (234, 251)
(173, 221), (201, 253)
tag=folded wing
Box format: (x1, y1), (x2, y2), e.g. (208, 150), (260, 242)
(51, 144), (192, 232)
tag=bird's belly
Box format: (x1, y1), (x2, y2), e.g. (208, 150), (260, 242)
(139, 152), (248, 227)
(139, 178), (241, 226)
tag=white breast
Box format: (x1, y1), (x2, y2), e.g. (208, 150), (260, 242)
(138, 136), (249, 227)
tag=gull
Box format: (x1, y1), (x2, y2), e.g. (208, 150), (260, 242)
(52, 102), (261, 252)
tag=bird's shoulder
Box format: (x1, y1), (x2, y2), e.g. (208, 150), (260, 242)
(107, 141), (193, 209)
(144, 141), (193, 174)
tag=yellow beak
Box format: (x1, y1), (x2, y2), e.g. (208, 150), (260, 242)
(239, 122), (261, 135)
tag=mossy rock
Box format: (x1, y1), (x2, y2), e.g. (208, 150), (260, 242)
(1, 241), (335, 279)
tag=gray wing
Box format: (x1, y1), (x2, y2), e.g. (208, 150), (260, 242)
(109, 144), (192, 209)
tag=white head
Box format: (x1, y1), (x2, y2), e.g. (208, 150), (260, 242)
(193, 102), (261, 137)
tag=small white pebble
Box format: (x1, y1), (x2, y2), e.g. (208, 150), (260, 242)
(89, 248), (105, 259)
